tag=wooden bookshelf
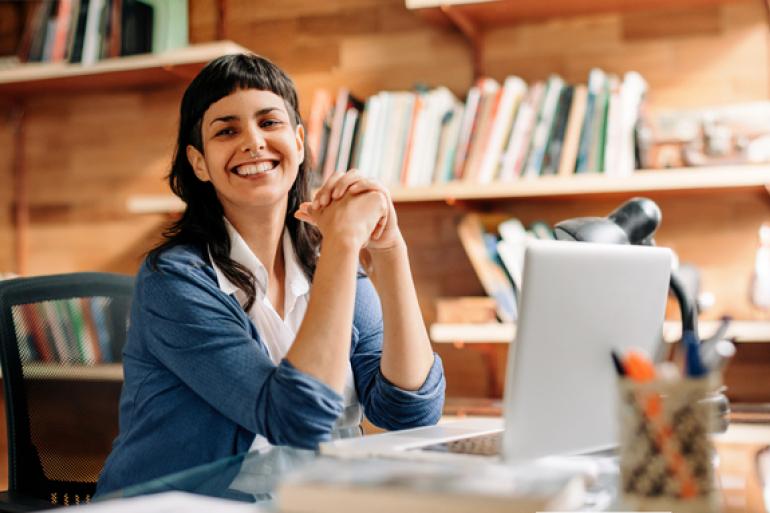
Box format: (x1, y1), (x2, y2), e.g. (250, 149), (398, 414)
(0, 41), (250, 97)
(126, 165), (770, 213)
(430, 320), (770, 344)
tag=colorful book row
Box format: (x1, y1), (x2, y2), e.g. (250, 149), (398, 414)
(17, 0), (188, 65)
(11, 296), (120, 365)
(307, 68), (647, 188)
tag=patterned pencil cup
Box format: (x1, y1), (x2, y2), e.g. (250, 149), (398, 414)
(618, 376), (721, 513)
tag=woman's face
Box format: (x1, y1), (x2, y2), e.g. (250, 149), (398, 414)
(187, 88), (305, 214)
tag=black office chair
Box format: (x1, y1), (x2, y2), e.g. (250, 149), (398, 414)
(0, 273), (133, 510)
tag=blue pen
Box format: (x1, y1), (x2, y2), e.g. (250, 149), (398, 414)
(683, 330), (708, 377)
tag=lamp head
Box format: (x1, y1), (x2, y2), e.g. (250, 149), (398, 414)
(554, 197), (662, 246)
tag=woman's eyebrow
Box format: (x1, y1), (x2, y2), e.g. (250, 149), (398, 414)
(209, 107), (282, 126)
(209, 115), (239, 126)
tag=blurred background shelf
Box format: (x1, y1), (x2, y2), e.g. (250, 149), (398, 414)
(0, 41), (248, 96)
(14, 363), (123, 381)
(406, 0), (745, 27)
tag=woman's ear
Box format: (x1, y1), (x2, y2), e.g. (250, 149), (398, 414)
(186, 145), (211, 182)
(295, 124), (305, 166)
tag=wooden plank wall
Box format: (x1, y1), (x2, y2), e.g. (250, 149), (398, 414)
(0, 1), (768, 394)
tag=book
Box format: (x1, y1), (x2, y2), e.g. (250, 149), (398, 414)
(586, 72), (610, 173)
(322, 89), (363, 181)
(558, 84), (588, 176)
(462, 78), (501, 182)
(575, 68), (605, 173)
(141, 0), (188, 53)
(21, 303), (54, 362)
(335, 107), (360, 173)
(51, 0), (76, 62)
(80, 297), (103, 363)
(476, 76), (527, 184)
(17, 0), (51, 62)
(404, 87), (458, 187)
(121, 0), (154, 57)
(452, 84), (481, 180)
(432, 103), (464, 184)
(457, 214), (517, 323)
(379, 92), (415, 185)
(81, 0), (106, 65)
(522, 75), (565, 177)
(67, 0), (91, 63)
(498, 81), (545, 181)
(541, 84), (574, 175)
(307, 89), (333, 174)
(91, 297), (114, 362)
(354, 93), (381, 177)
(11, 306), (36, 363)
(616, 71), (647, 176)
(277, 457), (586, 513)
(496, 217), (530, 291)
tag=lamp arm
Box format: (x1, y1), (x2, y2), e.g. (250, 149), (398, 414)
(669, 269), (697, 338)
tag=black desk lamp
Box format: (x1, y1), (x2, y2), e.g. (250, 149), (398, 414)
(553, 197), (697, 340)
(553, 198), (731, 431)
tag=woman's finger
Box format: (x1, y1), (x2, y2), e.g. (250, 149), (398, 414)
(293, 209), (318, 226)
(312, 171), (346, 209)
(373, 217), (386, 240)
(346, 180), (379, 196)
(331, 170), (367, 201)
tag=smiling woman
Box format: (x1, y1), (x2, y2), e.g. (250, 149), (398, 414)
(94, 53), (445, 495)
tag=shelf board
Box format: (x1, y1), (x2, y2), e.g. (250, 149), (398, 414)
(126, 166), (770, 213)
(0, 41), (250, 97)
(390, 166), (770, 203)
(406, 0), (742, 28)
(431, 320), (770, 344)
(19, 363), (123, 381)
(127, 195), (185, 214)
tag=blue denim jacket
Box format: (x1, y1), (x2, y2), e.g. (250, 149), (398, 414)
(96, 244), (445, 494)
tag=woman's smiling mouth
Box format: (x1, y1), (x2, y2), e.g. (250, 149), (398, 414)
(231, 160), (279, 177)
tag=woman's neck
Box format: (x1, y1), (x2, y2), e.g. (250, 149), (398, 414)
(224, 203), (286, 284)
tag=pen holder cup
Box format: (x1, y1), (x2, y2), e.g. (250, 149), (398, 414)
(618, 376), (721, 513)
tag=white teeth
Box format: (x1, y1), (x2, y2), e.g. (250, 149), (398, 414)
(256, 161), (275, 172)
(234, 161), (277, 176)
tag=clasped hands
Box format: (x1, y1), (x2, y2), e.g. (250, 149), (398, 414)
(294, 170), (402, 254)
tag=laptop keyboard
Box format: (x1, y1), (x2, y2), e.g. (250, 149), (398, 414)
(419, 432), (503, 456)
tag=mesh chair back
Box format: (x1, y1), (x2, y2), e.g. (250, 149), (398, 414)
(0, 273), (133, 506)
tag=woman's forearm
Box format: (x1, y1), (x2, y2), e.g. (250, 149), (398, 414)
(286, 238), (360, 394)
(367, 239), (435, 391)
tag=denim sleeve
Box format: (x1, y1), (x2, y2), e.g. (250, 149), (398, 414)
(138, 259), (343, 449)
(350, 277), (446, 430)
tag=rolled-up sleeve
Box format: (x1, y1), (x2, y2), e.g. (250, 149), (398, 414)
(350, 276), (446, 430)
(139, 259), (343, 449)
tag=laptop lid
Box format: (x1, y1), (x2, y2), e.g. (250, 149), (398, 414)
(502, 239), (671, 461)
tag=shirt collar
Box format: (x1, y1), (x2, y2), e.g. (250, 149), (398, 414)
(210, 218), (309, 308)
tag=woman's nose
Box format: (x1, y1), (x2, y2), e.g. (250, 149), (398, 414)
(242, 125), (266, 154)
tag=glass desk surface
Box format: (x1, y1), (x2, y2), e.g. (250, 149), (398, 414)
(99, 445), (622, 511)
(98, 423), (770, 513)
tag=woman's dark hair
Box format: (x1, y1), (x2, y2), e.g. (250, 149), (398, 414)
(149, 53), (321, 311)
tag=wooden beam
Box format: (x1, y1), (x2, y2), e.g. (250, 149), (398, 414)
(217, 0), (228, 40)
(441, 4), (484, 79)
(11, 102), (27, 276)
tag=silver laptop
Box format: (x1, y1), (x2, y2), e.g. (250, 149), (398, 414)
(321, 239), (672, 462)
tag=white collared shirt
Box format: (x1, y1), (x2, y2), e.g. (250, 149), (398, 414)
(210, 219), (361, 452)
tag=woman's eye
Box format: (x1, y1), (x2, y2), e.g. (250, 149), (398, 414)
(216, 128), (235, 137)
(261, 119), (283, 128)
